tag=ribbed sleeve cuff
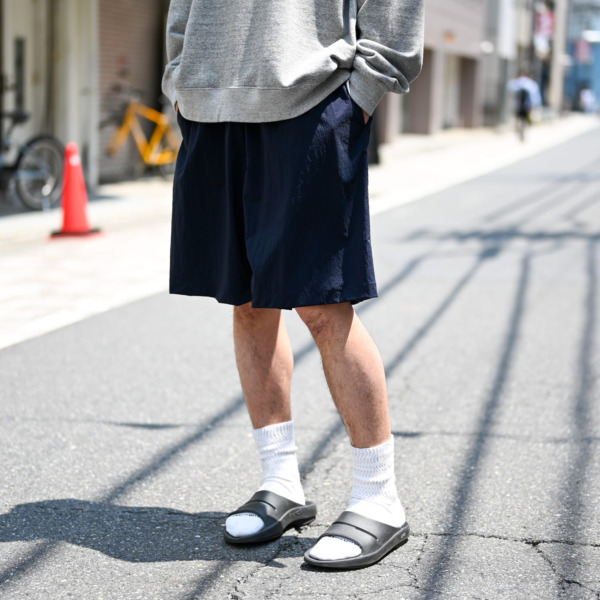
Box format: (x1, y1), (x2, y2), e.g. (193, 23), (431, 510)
(347, 66), (392, 116)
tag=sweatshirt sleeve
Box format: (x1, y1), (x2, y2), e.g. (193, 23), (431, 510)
(348, 0), (425, 116)
(162, 0), (194, 108)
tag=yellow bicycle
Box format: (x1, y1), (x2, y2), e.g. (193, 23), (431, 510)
(106, 98), (180, 177)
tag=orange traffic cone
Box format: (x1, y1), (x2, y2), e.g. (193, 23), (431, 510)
(51, 142), (101, 238)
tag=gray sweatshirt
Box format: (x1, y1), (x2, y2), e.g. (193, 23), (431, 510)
(162, 0), (424, 123)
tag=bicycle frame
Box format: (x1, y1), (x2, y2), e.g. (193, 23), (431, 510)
(1, 120), (19, 167)
(0, 121), (25, 188)
(107, 101), (180, 166)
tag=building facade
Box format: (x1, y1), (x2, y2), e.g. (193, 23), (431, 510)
(481, 0), (519, 126)
(377, 0), (488, 141)
(565, 0), (600, 111)
(2, 0), (573, 188)
(1, 0), (168, 189)
(2, 0), (101, 186)
(98, 0), (168, 181)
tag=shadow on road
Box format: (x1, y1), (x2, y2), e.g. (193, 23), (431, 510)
(1, 141), (599, 598)
(417, 253), (531, 598)
(0, 499), (315, 565)
(391, 231), (598, 595)
(0, 499), (318, 600)
(481, 152), (600, 225)
(550, 238), (598, 588)
(0, 500), (233, 563)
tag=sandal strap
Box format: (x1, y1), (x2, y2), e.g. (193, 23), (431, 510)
(228, 490), (303, 525)
(319, 511), (401, 553)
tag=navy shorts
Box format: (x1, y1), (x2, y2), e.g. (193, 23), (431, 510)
(170, 85), (377, 309)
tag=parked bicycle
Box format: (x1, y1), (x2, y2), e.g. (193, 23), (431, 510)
(0, 111), (65, 211)
(103, 86), (180, 178)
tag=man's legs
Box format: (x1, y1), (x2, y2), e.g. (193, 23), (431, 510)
(296, 302), (389, 447)
(226, 303), (305, 538)
(233, 301), (392, 446)
(233, 303), (293, 429)
(296, 302), (405, 560)
(227, 301), (405, 561)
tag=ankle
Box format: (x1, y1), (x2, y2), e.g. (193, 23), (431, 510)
(347, 497), (405, 528)
(259, 479), (305, 505)
(347, 437), (405, 527)
(253, 420), (305, 505)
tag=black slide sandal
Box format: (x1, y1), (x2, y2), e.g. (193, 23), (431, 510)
(223, 490), (317, 545)
(303, 511), (410, 569)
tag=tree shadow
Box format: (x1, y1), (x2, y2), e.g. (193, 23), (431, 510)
(480, 152), (600, 224)
(413, 231), (598, 598)
(551, 238), (598, 585)
(0, 500), (226, 563)
(418, 253), (532, 598)
(0, 499), (317, 565)
(3, 144), (598, 597)
(383, 244), (499, 379)
(399, 227), (600, 247)
(563, 190), (600, 222)
(482, 176), (583, 224)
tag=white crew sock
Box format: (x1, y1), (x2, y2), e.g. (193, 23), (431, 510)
(226, 420), (304, 538)
(308, 436), (405, 561)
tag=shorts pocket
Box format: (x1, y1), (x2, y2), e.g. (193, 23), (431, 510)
(344, 83), (370, 126)
(176, 109), (190, 144)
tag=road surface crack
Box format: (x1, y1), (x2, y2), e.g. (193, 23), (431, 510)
(227, 536), (300, 599)
(412, 531), (600, 548)
(406, 533), (427, 587)
(532, 542), (599, 598)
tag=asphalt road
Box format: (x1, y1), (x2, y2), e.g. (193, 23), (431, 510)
(1, 128), (599, 599)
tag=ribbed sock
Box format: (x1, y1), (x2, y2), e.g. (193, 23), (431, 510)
(225, 420), (304, 538)
(308, 436), (405, 560)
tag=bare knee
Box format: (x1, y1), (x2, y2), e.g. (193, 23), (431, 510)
(296, 303), (353, 343)
(234, 303), (279, 330)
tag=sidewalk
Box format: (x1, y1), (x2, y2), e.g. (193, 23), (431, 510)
(1, 113), (598, 350)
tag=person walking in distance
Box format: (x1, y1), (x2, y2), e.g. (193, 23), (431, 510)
(163, 0), (424, 570)
(508, 71), (542, 141)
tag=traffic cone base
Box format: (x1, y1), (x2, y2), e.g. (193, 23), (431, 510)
(50, 142), (101, 239)
(50, 228), (103, 238)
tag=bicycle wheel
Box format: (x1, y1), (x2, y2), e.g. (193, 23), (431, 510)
(15, 135), (65, 210)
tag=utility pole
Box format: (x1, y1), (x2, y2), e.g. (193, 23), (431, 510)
(549, 0), (569, 112)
